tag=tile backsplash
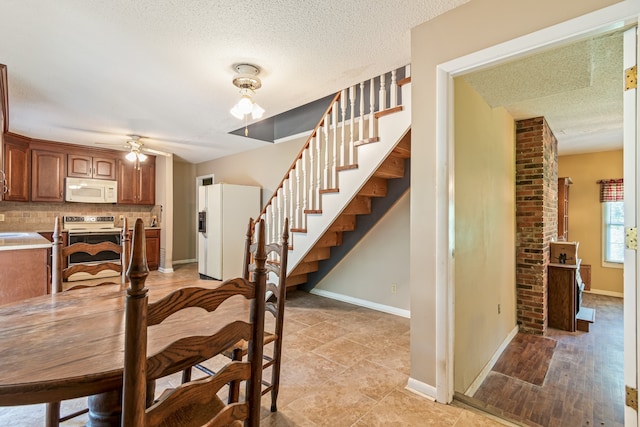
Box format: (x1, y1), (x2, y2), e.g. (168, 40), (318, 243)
(0, 202), (161, 232)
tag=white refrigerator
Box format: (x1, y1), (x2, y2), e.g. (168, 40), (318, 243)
(197, 183), (261, 281)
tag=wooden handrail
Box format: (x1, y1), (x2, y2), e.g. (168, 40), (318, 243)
(258, 91), (341, 220)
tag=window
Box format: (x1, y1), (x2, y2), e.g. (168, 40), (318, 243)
(602, 201), (624, 265)
(598, 178), (624, 266)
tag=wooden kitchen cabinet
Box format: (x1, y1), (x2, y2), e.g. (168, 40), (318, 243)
(68, 154), (117, 180)
(117, 157), (155, 205)
(557, 177), (572, 241)
(145, 228), (160, 270)
(31, 148), (65, 202)
(3, 135), (29, 202)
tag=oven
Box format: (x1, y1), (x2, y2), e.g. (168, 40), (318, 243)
(63, 215), (123, 281)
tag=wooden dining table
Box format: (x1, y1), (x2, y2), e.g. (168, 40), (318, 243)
(0, 278), (250, 426)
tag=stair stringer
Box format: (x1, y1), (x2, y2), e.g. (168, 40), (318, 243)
(286, 84), (411, 277)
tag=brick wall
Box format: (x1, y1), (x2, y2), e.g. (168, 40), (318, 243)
(515, 117), (558, 335)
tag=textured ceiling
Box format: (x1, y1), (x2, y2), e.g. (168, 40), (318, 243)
(462, 29), (624, 156)
(0, 0), (468, 163)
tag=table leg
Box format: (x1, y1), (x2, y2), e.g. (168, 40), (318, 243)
(86, 381), (156, 427)
(87, 389), (121, 427)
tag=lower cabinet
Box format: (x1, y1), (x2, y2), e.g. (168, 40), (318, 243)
(0, 248), (48, 304)
(548, 263), (583, 332)
(145, 228), (160, 271)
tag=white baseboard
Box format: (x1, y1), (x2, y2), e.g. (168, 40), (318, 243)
(172, 258), (197, 265)
(584, 289), (623, 298)
(157, 267), (174, 273)
(405, 378), (436, 401)
(463, 324), (519, 397)
(309, 288), (410, 318)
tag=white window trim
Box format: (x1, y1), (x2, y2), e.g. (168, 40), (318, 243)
(601, 202), (624, 269)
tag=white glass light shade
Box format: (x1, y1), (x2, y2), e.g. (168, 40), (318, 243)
(137, 152), (147, 162)
(125, 151), (137, 161)
(230, 105), (245, 120)
(237, 95), (253, 114)
(251, 103), (265, 119)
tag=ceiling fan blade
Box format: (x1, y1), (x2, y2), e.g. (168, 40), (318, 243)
(142, 147), (172, 157)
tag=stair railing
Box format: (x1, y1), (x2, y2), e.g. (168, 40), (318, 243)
(259, 65), (408, 250)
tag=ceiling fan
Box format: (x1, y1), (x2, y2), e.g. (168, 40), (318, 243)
(96, 135), (172, 160)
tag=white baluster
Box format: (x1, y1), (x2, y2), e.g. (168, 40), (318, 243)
(301, 150), (308, 229)
(331, 103), (338, 189)
(358, 81), (365, 142)
(379, 73), (387, 111)
(308, 136), (316, 210)
(315, 134), (322, 209)
(282, 180), (289, 246)
(340, 90), (347, 167)
(406, 64), (411, 78)
(295, 158), (302, 230)
(276, 187), (283, 246)
(390, 70), (398, 108)
(349, 86), (356, 165)
(288, 169), (295, 230)
(266, 204), (273, 246)
(323, 115), (330, 189)
(369, 77), (375, 140)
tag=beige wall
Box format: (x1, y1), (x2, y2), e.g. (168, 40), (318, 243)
(314, 191), (411, 311)
(196, 136), (308, 209)
(173, 160), (197, 263)
(558, 150), (623, 295)
(411, 0), (621, 391)
(453, 78), (516, 393)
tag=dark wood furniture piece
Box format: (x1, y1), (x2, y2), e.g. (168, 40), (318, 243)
(46, 217), (130, 427)
(122, 218), (265, 427)
(548, 262), (584, 332)
(67, 154), (117, 180)
(51, 216), (130, 294)
(0, 264), (252, 427)
(117, 157), (156, 205)
(557, 177), (572, 241)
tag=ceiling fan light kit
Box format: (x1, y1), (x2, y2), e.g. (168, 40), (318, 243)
(230, 64), (265, 133)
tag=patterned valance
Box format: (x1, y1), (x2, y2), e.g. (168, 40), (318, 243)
(597, 179), (623, 202)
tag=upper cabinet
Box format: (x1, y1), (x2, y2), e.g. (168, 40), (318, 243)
(3, 134), (29, 202)
(31, 148), (65, 202)
(68, 154), (117, 180)
(117, 156), (155, 205)
(558, 177), (572, 242)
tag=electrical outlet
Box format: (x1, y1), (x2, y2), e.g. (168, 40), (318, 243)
(119, 215), (124, 221)
(391, 284), (397, 294)
(0, 214), (4, 222)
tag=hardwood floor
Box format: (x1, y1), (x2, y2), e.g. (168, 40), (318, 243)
(0, 263), (508, 426)
(471, 293), (624, 427)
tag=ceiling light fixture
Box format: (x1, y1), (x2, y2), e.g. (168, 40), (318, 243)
(230, 64), (265, 136)
(126, 136), (148, 162)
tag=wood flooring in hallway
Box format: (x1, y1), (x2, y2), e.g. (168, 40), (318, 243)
(471, 293), (624, 427)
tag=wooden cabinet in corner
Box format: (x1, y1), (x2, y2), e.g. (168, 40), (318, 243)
(68, 154), (117, 180)
(3, 134), (29, 202)
(145, 228), (160, 270)
(32, 148), (65, 202)
(117, 156), (155, 205)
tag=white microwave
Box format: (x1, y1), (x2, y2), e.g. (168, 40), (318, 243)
(65, 177), (118, 203)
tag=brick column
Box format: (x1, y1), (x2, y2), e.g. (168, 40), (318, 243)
(515, 117), (557, 335)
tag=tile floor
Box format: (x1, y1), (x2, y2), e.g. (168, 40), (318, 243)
(0, 264), (509, 426)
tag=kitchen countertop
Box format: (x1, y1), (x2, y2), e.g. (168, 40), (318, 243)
(0, 232), (51, 251)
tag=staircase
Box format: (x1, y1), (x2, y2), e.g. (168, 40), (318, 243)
(257, 66), (412, 289)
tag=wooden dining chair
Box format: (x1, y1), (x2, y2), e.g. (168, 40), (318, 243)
(51, 216), (130, 293)
(186, 217), (289, 413)
(122, 218), (266, 427)
(45, 216), (130, 427)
